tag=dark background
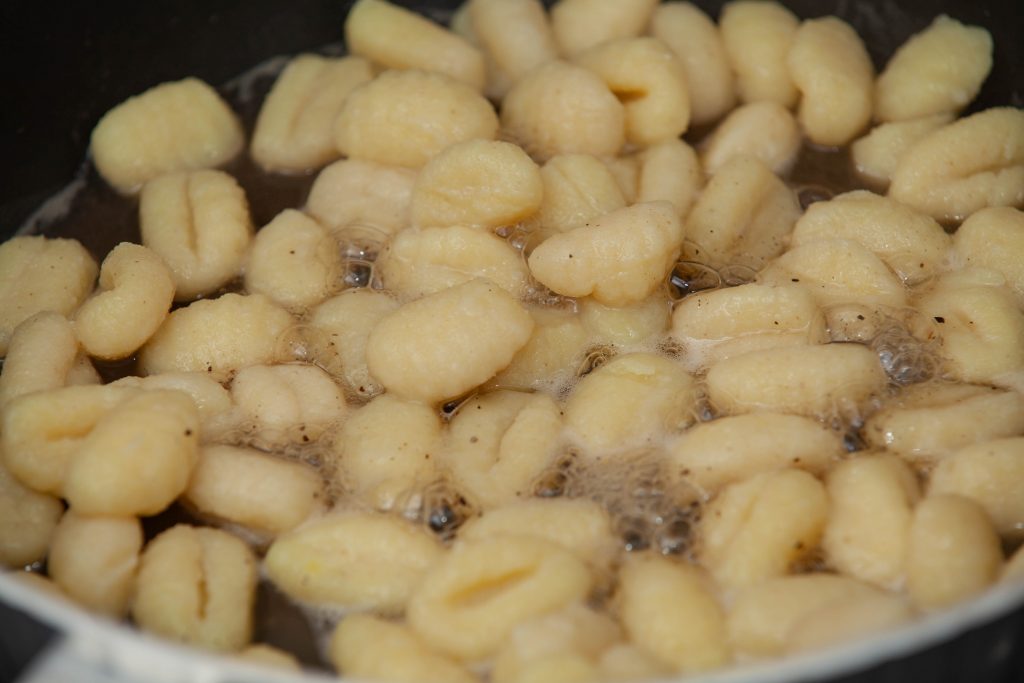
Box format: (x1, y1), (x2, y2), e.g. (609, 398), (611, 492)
(0, 0), (1021, 681)
(0, 0), (1021, 237)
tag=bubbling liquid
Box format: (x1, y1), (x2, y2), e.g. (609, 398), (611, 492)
(13, 27), (999, 678)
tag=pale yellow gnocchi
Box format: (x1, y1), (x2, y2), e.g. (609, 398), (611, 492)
(7, 1), (1024, 678)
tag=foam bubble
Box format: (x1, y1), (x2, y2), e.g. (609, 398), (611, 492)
(539, 448), (704, 558)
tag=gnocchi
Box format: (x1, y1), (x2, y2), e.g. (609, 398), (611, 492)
(139, 169), (252, 301)
(335, 69), (498, 168)
(90, 78), (244, 193)
(251, 54), (373, 172)
(132, 525), (258, 651)
(74, 242), (175, 360)
(365, 278), (533, 404)
(265, 511), (443, 614)
(6, 1), (1024, 678)
(529, 202), (683, 307)
(0, 236), (97, 356)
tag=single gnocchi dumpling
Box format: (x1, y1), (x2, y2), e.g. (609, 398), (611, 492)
(449, 3), (513, 102)
(90, 78), (244, 193)
(929, 437), (1024, 538)
(139, 169), (252, 301)
(138, 293), (294, 380)
(875, 15), (993, 123)
(759, 238), (908, 310)
(332, 393), (441, 511)
(915, 271), (1024, 386)
(265, 510), (444, 614)
(0, 312), (89, 409)
(684, 156), (800, 270)
(346, 0), (485, 90)
(365, 279), (534, 404)
(705, 343), (888, 418)
(492, 604), (621, 683)
(698, 468), (828, 589)
(549, 0), (659, 56)
(441, 391), (563, 510)
(132, 525), (258, 652)
(407, 535), (594, 661)
(62, 389), (200, 517)
(888, 107), (1024, 222)
(822, 454), (920, 590)
(790, 191), (951, 284)
(670, 283), (828, 373)
(861, 382), (1024, 461)
(563, 352), (697, 455)
(335, 69), (498, 169)
(330, 614), (477, 683)
(457, 498), (617, 574)
(787, 17), (874, 146)
(668, 412), (844, 496)
(650, 2), (736, 126)
(74, 242), (175, 360)
(905, 494), (1002, 610)
(0, 461), (63, 568)
(633, 139), (702, 217)
(306, 159), (417, 237)
(490, 306), (591, 392)
(617, 554), (730, 672)
(501, 61), (625, 162)
(529, 202), (683, 308)
(185, 445), (325, 538)
(579, 295), (670, 348)
(244, 210), (342, 313)
(467, 0), (558, 86)
(410, 139), (543, 230)
(574, 38), (691, 147)
(700, 101), (801, 175)
(953, 207), (1024, 308)
(719, 1), (799, 107)
(307, 289), (400, 399)
(0, 235), (98, 356)
(229, 363), (347, 445)
(47, 511), (142, 617)
(251, 54), (373, 172)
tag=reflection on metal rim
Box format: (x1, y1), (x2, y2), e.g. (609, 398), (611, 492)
(2, 572), (1022, 683)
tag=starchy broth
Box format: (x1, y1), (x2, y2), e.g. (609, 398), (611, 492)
(1, 0), (1023, 680)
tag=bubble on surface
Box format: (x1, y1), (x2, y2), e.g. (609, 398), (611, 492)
(334, 223), (388, 291)
(575, 344), (617, 378)
(403, 478), (477, 541)
(870, 319), (939, 386)
(827, 305), (941, 387)
(544, 448), (703, 558)
(718, 263), (758, 287)
(668, 260), (721, 300)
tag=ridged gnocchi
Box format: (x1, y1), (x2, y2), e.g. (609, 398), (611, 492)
(8, 1), (1024, 677)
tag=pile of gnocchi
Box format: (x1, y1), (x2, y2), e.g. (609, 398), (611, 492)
(2, 0), (1024, 680)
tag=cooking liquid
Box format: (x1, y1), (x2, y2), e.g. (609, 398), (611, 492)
(16, 47), (950, 673)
